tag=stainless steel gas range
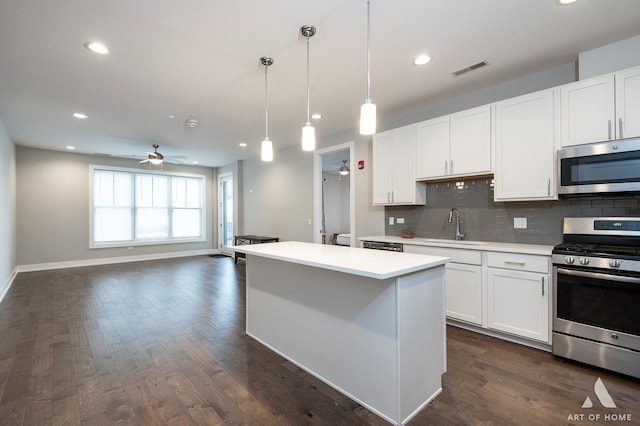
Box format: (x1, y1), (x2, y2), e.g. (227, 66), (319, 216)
(552, 217), (640, 379)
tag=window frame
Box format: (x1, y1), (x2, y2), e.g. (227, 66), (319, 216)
(89, 165), (206, 249)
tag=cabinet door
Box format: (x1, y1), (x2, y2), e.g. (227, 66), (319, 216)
(445, 263), (483, 326)
(487, 268), (549, 343)
(390, 125), (417, 204)
(450, 105), (492, 176)
(415, 116), (450, 179)
(372, 131), (392, 205)
(560, 75), (615, 147)
(494, 89), (557, 201)
(615, 66), (640, 140)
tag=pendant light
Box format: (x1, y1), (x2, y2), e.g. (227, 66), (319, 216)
(300, 25), (316, 152)
(359, 0), (376, 135)
(260, 57), (274, 162)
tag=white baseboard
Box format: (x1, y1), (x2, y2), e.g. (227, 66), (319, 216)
(16, 249), (220, 273)
(0, 267), (18, 303)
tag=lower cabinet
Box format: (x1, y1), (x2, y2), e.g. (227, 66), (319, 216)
(446, 263), (483, 325)
(486, 253), (550, 343)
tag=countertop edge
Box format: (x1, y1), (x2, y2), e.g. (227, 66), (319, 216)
(359, 235), (554, 256)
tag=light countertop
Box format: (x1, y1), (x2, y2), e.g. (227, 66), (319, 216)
(231, 241), (448, 280)
(359, 235), (554, 256)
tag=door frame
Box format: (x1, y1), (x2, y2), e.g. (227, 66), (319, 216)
(313, 142), (356, 245)
(217, 171), (234, 254)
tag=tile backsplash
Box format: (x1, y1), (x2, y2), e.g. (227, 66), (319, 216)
(385, 177), (640, 245)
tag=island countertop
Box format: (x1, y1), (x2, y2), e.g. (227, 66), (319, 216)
(231, 240), (448, 280)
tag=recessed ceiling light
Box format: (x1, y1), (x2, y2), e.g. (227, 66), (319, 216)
(73, 112), (88, 119)
(84, 41), (110, 55)
(167, 114), (175, 119)
(556, 0), (579, 5)
(66, 145), (76, 150)
(192, 161), (199, 165)
(414, 54), (432, 66)
(239, 142), (248, 148)
(311, 113), (322, 120)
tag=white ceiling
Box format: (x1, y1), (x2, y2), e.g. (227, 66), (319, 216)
(1, 1), (640, 167)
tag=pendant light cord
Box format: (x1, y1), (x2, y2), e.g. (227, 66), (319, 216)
(306, 35), (311, 125)
(264, 63), (269, 139)
(366, 0), (371, 102)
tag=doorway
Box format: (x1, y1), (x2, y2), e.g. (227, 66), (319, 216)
(313, 142), (356, 246)
(218, 171), (234, 254)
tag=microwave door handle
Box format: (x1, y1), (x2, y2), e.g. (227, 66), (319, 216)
(557, 268), (640, 284)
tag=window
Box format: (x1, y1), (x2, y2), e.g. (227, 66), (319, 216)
(90, 166), (205, 247)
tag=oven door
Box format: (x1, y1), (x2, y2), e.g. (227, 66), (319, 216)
(553, 266), (640, 352)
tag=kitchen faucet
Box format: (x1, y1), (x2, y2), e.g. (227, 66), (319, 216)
(448, 208), (465, 240)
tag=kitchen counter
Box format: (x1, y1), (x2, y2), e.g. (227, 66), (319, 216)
(359, 235), (554, 255)
(232, 240), (448, 279)
(233, 241), (447, 425)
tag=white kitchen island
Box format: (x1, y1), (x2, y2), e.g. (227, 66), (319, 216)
(232, 241), (448, 425)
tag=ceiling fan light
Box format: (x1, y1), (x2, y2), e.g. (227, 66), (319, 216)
(149, 158), (163, 165)
(261, 139), (273, 162)
(339, 160), (350, 176)
(302, 124), (315, 151)
(360, 101), (376, 135)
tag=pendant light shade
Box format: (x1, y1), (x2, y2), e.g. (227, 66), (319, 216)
(359, 0), (376, 136)
(301, 25), (316, 152)
(260, 57), (274, 162)
(261, 139), (273, 162)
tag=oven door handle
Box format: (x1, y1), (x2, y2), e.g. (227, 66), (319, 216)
(557, 268), (640, 284)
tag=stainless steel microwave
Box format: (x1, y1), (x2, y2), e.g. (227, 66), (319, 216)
(558, 138), (640, 195)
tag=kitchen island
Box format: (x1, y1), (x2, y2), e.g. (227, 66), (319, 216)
(232, 241), (448, 425)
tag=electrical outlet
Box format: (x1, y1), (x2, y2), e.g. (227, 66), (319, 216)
(514, 217), (527, 229)
(397, 218), (405, 224)
(389, 217), (394, 226)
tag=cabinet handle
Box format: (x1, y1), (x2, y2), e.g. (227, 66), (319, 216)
(445, 160), (448, 175)
(391, 191), (395, 203)
(450, 160), (453, 174)
(504, 260), (526, 266)
(547, 178), (551, 196)
(387, 192), (390, 203)
(541, 277), (545, 296)
(619, 118), (623, 139)
(608, 120), (612, 140)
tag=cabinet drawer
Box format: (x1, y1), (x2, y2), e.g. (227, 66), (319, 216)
(404, 245), (482, 265)
(486, 252), (549, 273)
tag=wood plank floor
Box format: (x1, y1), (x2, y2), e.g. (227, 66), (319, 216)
(1, 255), (639, 425)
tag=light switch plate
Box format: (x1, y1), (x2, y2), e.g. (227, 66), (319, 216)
(514, 217), (527, 229)
(389, 217), (394, 226)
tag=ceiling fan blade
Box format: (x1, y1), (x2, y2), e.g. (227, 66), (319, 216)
(139, 159), (150, 163)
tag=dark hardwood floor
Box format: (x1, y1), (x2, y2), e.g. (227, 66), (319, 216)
(1, 255), (638, 425)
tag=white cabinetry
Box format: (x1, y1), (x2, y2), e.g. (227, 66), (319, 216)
(560, 65), (640, 147)
(416, 105), (492, 180)
(403, 245), (483, 326)
(493, 88), (557, 201)
(486, 252), (550, 343)
(372, 125), (426, 206)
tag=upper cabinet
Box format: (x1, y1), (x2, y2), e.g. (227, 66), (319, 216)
(372, 125), (426, 206)
(416, 105), (492, 180)
(493, 88), (557, 201)
(560, 65), (640, 147)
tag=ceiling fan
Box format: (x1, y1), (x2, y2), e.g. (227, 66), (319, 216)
(138, 144), (187, 165)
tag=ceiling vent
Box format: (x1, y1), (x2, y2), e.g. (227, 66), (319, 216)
(452, 60), (488, 77)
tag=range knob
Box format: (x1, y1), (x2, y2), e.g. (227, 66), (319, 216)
(609, 259), (621, 268)
(564, 256), (575, 264)
(579, 257), (589, 265)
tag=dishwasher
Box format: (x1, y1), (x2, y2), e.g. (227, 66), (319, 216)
(361, 240), (404, 252)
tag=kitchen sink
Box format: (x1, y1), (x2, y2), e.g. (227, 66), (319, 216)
(417, 238), (489, 246)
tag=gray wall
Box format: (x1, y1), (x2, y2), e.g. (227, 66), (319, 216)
(16, 147), (216, 267)
(239, 145), (315, 241)
(385, 178), (640, 246)
(0, 118), (17, 289)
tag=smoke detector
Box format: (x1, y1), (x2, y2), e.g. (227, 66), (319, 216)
(185, 116), (199, 128)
